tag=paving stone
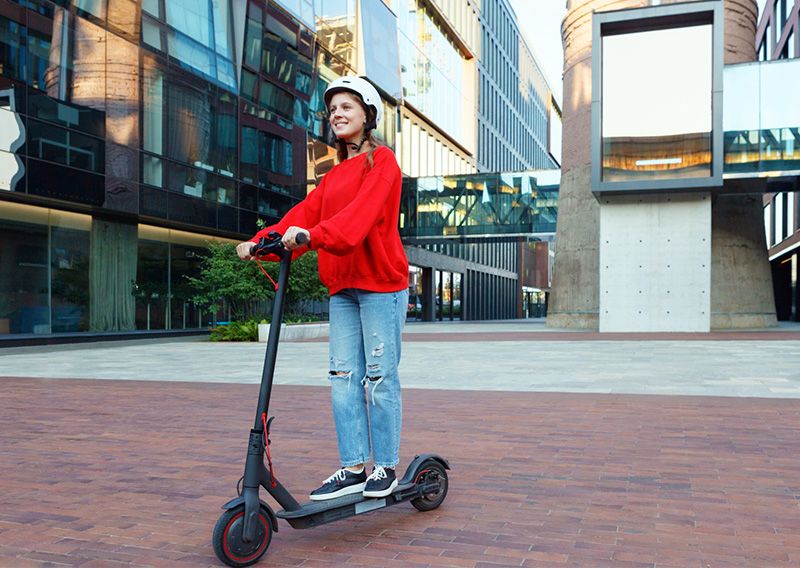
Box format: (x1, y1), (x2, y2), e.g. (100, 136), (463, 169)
(1, 376), (799, 566)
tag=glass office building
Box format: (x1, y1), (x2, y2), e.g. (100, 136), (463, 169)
(477, 0), (559, 172)
(755, 0), (800, 321)
(0, 0), (561, 337)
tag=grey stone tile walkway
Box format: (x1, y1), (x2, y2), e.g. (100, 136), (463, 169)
(2, 320), (799, 398)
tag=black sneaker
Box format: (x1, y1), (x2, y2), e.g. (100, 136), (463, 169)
(363, 466), (398, 498)
(309, 468), (367, 501)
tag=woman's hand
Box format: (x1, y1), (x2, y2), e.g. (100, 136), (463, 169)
(282, 226), (311, 250)
(236, 241), (254, 260)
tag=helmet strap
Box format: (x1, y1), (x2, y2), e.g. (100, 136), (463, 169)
(342, 133), (369, 152)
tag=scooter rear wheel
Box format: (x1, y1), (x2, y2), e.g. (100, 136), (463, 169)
(411, 460), (449, 512)
(212, 504), (272, 567)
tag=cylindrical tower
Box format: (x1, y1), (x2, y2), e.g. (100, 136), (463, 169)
(548, 0), (777, 329)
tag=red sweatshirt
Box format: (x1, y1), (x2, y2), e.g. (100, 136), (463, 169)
(251, 146), (409, 296)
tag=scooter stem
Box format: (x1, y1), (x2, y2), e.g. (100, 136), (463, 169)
(253, 250), (292, 429)
(242, 249), (294, 542)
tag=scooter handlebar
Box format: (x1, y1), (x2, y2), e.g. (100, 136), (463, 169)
(249, 232), (308, 257)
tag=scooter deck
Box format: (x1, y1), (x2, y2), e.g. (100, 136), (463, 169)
(275, 482), (415, 520)
(274, 482), (420, 529)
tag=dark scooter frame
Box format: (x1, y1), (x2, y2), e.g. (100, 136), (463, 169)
(212, 232), (450, 567)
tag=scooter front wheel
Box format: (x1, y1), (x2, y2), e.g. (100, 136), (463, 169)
(212, 504), (272, 567)
(411, 459), (449, 512)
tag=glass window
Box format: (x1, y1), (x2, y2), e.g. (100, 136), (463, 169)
(67, 130), (103, 171)
(166, 161), (232, 204)
(210, 91), (237, 174)
(764, 204), (772, 248)
(602, 24), (713, 181)
(136, 234), (169, 330)
(25, 119), (104, 173)
(259, 131), (292, 176)
(143, 155), (163, 187)
(26, 29), (51, 91)
(240, 126), (258, 183)
(241, 69), (258, 102)
(212, 0), (233, 58)
(0, 210), (49, 334)
(50, 222), (90, 332)
(166, 0), (212, 48)
(143, 63), (164, 154)
(243, 16), (262, 69)
(407, 264), (423, 321)
(266, 15), (297, 48)
(142, 15), (163, 50)
(142, 0), (160, 17)
(360, 0), (401, 99)
(171, 243), (205, 329)
(315, 0), (355, 67)
(26, 92), (104, 138)
(259, 80), (294, 119)
(75, 0), (106, 19)
(262, 33), (296, 85)
(168, 30), (216, 81)
(166, 80), (237, 174)
(272, 0), (315, 31)
(295, 54), (313, 95)
(0, 16), (24, 82)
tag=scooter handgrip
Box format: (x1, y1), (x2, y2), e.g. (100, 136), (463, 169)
(295, 232), (309, 245)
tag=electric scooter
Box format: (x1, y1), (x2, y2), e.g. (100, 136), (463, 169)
(212, 232), (450, 567)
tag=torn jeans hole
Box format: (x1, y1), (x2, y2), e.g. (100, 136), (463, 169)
(364, 372), (384, 405)
(329, 370), (353, 387)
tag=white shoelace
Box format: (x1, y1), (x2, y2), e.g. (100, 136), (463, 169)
(324, 469), (348, 484)
(366, 466), (387, 482)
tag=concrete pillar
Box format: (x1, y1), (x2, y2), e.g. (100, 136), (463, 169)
(549, 0), (777, 330)
(710, 0), (777, 328)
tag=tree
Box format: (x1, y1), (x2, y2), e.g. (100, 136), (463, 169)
(286, 250), (328, 306)
(187, 242), (274, 320)
(187, 241), (327, 320)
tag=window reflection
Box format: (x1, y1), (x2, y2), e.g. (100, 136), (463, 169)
(401, 171), (559, 238)
(723, 59), (800, 174)
(315, 0), (356, 69)
(0, 216), (49, 334)
(396, 1), (469, 146)
(601, 25), (713, 181)
(51, 224), (90, 332)
(360, 0), (401, 98)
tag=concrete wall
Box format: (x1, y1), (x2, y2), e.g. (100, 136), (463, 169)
(599, 193), (711, 332)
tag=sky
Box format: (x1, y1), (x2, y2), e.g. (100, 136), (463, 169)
(508, 0), (567, 102)
(507, 0), (770, 105)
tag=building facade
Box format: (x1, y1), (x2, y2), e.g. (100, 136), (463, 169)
(0, 0), (559, 338)
(477, 0), (559, 172)
(549, 0), (777, 332)
(757, 0), (800, 321)
(400, 0), (561, 322)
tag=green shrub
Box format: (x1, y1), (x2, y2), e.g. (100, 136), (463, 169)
(209, 319), (260, 342)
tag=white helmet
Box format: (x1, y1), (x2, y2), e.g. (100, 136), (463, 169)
(323, 76), (383, 130)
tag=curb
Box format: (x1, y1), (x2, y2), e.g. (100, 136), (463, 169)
(258, 322), (329, 342)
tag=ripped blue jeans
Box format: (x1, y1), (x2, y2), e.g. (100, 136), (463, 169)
(328, 288), (408, 469)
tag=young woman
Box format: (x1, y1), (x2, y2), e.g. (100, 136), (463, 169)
(236, 76), (409, 500)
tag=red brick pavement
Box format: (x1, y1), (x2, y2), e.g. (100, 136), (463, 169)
(1, 377), (800, 567)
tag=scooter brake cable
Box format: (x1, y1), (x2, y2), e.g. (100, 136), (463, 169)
(261, 411), (277, 488)
(254, 257), (279, 291)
